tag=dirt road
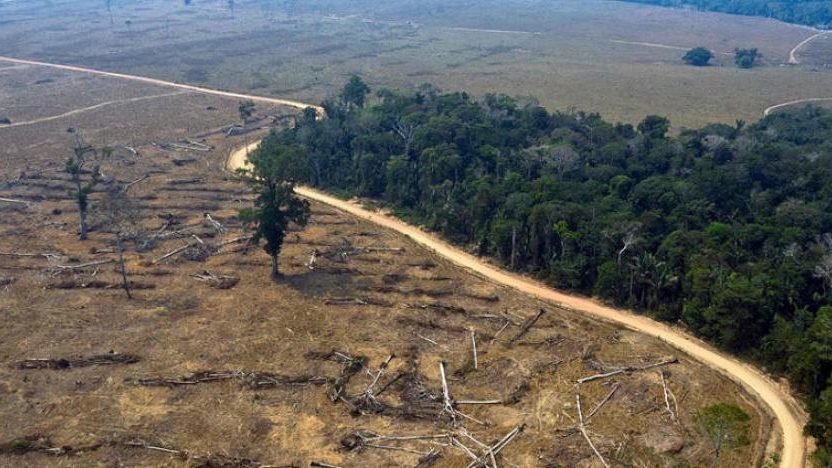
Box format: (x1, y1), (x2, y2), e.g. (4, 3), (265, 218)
(0, 55), (324, 116)
(788, 30), (832, 64)
(0, 52), (806, 468)
(764, 97), (832, 116)
(0, 91), (189, 129)
(228, 142), (806, 468)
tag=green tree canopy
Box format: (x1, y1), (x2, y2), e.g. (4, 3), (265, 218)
(694, 403), (750, 467)
(735, 48), (760, 69)
(237, 142), (310, 277)
(683, 47), (714, 66)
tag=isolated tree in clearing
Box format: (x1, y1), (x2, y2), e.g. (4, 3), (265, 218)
(694, 403), (750, 468)
(683, 47), (714, 66)
(238, 100), (255, 123)
(96, 187), (142, 299)
(237, 141), (310, 277)
(65, 136), (101, 241)
(734, 48), (759, 69)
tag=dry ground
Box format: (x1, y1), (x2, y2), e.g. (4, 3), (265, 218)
(0, 63), (774, 467)
(0, 0), (830, 128)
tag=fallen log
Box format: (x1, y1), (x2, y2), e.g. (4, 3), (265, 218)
(192, 270), (240, 289)
(0, 197), (31, 206)
(0, 251), (63, 260)
(509, 308), (546, 344)
(131, 370), (328, 389)
(53, 259), (116, 270)
(14, 352), (140, 370)
(577, 357), (678, 384)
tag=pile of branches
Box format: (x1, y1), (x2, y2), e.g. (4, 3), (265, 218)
(131, 370), (328, 389)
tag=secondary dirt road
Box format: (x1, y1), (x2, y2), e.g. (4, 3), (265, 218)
(228, 142), (807, 468)
(789, 30), (832, 64)
(0, 91), (189, 128)
(764, 97), (832, 116)
(0, 53), (807, 468)
(0, 55), (324, 116)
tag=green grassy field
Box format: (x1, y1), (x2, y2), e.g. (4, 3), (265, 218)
(0, 0), (829, 128)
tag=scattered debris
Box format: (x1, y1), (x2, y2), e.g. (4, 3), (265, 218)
(14, 352), (140, 370)
(0, 435), (102, 456)
(324, 297), (390, 306)
(192, 270), (240, 289)
(131, 370), (329, 389)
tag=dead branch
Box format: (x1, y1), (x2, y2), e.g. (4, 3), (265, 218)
(0, 197), (31, 206)
(464, 424), (525, 468)
(218, 235), (253, 247)
(310, 462), (343, 468)
(122, 174), (150, 193)
(509, 308), (546, 344)
(439, 361), (457, 425)
(153, 242), (198, 263)
(585, 384), (620, 423)
(204, 212), (226, 235)
(659, 370), (677, 422)
(416, 448), (442, 467)
(576, 357), (677, 384)
(0, 251), (63, 261)
(456, 400), (503, 405)
(576, 389), (610, 468)
(192, 270), (240, 289)
(470, 329), (478, 370)
(53, 259), (115, 270)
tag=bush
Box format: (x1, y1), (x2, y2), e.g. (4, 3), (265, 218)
(683, 47), (713, 66)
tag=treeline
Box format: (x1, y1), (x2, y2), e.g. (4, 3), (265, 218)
(616, 0), (832, 28)
(259, 78), (832, 461)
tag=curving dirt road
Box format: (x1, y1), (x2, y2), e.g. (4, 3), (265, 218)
(0, 52), (806, 468)
(764, 97), (832, 116)
(229, 143), (807, 468)
(788, 30), (832, 65)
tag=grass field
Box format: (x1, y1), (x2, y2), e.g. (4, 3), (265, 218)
(0, 0), (830, 128)
(0, 61), (775, 466)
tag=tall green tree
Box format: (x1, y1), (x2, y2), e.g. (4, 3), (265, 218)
(341, 75), (371, 109)
(237, 142), (310, 277)
(65, 136), (101, 241)
(239, 100), (256, 123)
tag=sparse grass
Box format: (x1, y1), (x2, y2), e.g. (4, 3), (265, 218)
(0, 0), (830, 127)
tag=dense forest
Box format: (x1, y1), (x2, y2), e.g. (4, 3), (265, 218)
(255, 78), (832, 462)
(616, 0), (832, 28)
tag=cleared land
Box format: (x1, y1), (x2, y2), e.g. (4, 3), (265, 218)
(0, 0), (830, 128)
(0, 60), (775, 467)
